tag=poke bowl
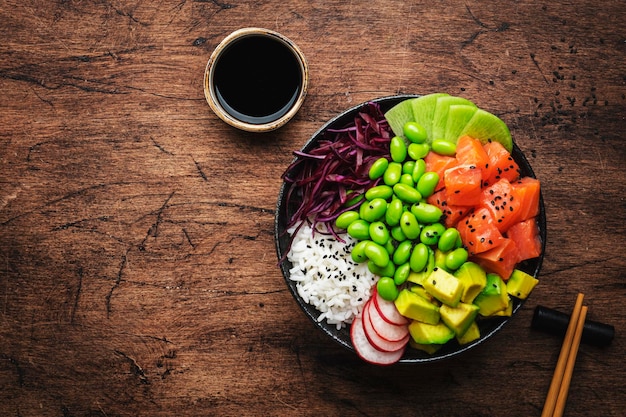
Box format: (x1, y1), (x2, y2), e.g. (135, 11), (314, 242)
(275, 94), (546, 364)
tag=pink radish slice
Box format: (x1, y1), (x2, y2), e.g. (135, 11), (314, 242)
(373, 290), (409, 326)
(350, 316), (405, 365)
(362, 301), (409, 352)
(366, 298), (410, 342)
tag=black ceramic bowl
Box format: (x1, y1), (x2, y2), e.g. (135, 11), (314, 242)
(275, 95), (546, 363)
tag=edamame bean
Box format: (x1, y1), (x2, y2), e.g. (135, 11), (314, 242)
(347, 219), (370, 240)
(377, 277), (399, 301)
(390, 136), (408, 163)
(394, 262), (411, 285)
(364, 241), (390, 267)
(365, 185), (393, 201)
(359, 198), (387, 222)
(369, 221), (390, 245)
(445, 247), (469, 270)
(408, 143), (430, 160)
(351, 240), (370, 263)
(402, 160), (416, 175)
(399, 173), (415, 187)
(410, 202), (443, 224)
(385, 198), (404, 227)
(344, 192), (364, 208)
(334, 210), (360, 230)
(409, 242), (430, 272)
(438, 228), (460, 252)
(412, 158), (426, 183)
(383, 162), (402, 186)
(393, 240), (413, 265)
(420, 223), (446, 245)
(391, 225), (406, 241)
(403, 121), (427, 144)
(368, 260), (395, 277)
(400, 211), (421, 240)
(385, 239), (395, 257)
(416, 171), (440, 198)
(393, 183), (422, 204)
(431, 139), (457, 156)
(369, 157), (389, 180)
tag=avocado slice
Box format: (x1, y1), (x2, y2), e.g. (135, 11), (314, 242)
(409, 320), (455, 345)
(456, 321), (480, 345)
(410, 93), (450, 142)
(394, 289), (440, 324)
(431, 96), (476, 141)
(423, 267), (464, 307)
(454, 261), (488, 304)
(458, 108), (513, 152)
(384, 98), (417, 138)
(409, 339), (444, 354)
(440, 302), (480, 336)
(507, 269), (539, 300)
(443, 104), (478, 143)
(474, 273), (510, 316)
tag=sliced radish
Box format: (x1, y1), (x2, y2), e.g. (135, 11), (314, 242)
(350, 316), (406, 365)
(366, 299), (410, 342)
(363, 301), (409, 352)
(373, 290), (409, 326)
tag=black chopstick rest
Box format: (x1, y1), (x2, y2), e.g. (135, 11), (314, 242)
(532, 305), (615, 347)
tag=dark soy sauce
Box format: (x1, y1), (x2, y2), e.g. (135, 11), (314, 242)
(213, 35), (302, 125)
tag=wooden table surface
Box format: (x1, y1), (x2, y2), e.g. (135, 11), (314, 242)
(1, 1), (624, 416)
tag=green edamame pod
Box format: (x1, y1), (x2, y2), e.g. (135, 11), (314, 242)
(393, 240), (413, 265)
(402, 160), (416, 175)
(416, 171), (440, 198)
(393, 183), (422, 204)
(409, 242), (430, 272)
(369, 221), (390, 246)
(400, 211), (421, 240)
(391, 225), (406, 242)
(408, 143), (430, 160)
(390, 136), (408, 163)
(394, 262), (411, 285)
(368, 260), (396, 278)
(369, 157), (389, 180)
(383, 162), (402, 186)
(359, 198), (387, 222)
(364, 241), (390, 267)
(420, 223), (446, 246)
(351, 240), (370, 263)
(347, 219), (370, 240)
(412, 159), (427, 183)
(431, 139), (457, 156)
(403, 121), (427, 144)
(410, 202), (443, 224)
(334, 210), (360, 230)
(445, 247), (469, 270)
(399, 173), (415, 187)
(376, 277), (399, 301)
(365, 185), (393, 201)
(385, 198), (404, 227)
(438, 228), (460, 252)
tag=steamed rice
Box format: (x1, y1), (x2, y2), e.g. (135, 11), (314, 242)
(287, 222), (378, 330)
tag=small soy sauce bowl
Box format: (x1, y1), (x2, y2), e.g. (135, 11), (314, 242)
(204, 27), (309, 132)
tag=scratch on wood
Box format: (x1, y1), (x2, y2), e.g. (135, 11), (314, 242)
(151, 137), (173, 155)
(106, 249), (129, 318)
(114, 350), (150, 384)
(193, 158), (208, 181)
(462, 5), (510, 48)
(530, 53), (550, 85)
(139, 191), (175, 251)
(71, 266), (83, 324)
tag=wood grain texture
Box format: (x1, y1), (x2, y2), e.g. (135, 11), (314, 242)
(1, 1), (624, 416)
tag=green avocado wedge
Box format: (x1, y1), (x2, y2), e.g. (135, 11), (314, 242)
(431, 96), (476, 142)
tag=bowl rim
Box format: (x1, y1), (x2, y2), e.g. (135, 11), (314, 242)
(274, 94), (546, 364)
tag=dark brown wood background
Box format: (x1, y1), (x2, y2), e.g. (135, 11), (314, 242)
(1, 1), (624, 416)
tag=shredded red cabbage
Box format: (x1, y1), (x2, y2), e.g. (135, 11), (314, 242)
(281, 102), (393, 244)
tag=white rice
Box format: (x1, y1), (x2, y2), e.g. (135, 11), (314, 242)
(287, 222), (378, 330)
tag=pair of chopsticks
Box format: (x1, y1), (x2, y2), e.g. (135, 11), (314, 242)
(541, 293), (588, 417)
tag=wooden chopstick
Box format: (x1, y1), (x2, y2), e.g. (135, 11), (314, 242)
(541, 293), (587, 417)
